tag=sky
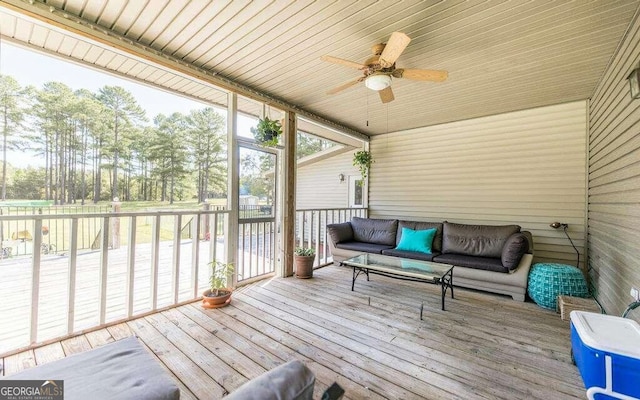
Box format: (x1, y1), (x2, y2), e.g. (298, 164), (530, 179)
(0, 42), (256, 167)
(0, 42), (217, 117)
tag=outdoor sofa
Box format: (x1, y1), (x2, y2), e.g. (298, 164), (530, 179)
(327, 217), (533, 301)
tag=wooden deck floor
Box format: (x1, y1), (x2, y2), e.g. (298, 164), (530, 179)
(1, 265), (585, 399)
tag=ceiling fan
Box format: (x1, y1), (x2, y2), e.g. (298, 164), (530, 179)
(320, 32), (448, 103)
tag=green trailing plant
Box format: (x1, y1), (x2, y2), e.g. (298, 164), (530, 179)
(250, 116), (282, 147)
(294, 247), (316, 257)
(208, 261), (234, 296)
(353, 150), (373, 180)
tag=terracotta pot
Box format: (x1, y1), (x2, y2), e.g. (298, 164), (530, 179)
(201, 289), (232, 309)
(294, 255), (315, 279)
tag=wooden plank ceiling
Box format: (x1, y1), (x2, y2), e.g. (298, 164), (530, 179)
(1, 0), (639, 136)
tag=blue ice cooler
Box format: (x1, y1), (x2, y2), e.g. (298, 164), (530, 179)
(570, 311), (640, 400)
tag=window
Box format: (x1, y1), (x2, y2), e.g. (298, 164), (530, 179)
(348, 175), (365, 207)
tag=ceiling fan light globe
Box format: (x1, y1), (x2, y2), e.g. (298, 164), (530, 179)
(365, 75), (391, 91)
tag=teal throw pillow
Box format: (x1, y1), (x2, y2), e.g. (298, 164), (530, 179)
(395, 227), (437, 254)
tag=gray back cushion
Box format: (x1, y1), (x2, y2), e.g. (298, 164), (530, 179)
(351, 217), (398, 246)
(501, 232), (531, 270)
(327, 222), (354, 244)
(442, 222), (520, 258)
(397, 220), (444, 252)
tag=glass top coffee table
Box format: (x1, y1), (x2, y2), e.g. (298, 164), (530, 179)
(340, 253), (454, 317)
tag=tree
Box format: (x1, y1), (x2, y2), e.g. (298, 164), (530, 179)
(74, 89), (107, 204)
(98, 86), (146, 200)
(149, 113), (189, 204)
(0, 75), (28, 200)
(186, 107), (226, 202)
(7, 167), (46, 199)
(297, 131), (334, 159)
(31, 82), (77, 204)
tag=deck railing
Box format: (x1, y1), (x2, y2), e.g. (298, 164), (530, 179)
(238, 218), (276, 282)
(0, 209), (230, 355)
(295, 207), (368, 267)
(0, 205), (367, 355)
(0, 204), (111, 257)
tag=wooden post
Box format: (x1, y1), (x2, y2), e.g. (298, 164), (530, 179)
(201, 201), (210, 240)
(280, 110), (297, 277)
(226, 93), (239, 287)
(111, 198), (121, 249)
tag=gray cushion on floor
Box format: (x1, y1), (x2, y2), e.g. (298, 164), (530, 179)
(3, 337), (179, 400)
(225, 360), (315, 400)
(336, 241), (395, 253)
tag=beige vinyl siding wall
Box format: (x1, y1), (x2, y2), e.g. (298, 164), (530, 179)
(296, 150), (360, 209)
(369, 101), (588, 267)
(588, 11), (640, 319)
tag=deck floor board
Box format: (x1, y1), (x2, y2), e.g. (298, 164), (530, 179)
(1, 265), (585, 399)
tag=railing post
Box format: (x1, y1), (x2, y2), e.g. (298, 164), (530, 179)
(30, 218), (42, 344)
(126, 216), (136, 318)
(150, 214), (161, 310)
(191, 213), (201, 298)
(172, 214), (182, 304)
(99, 216), (110, 325)
(201, 201), (210, 241)
(111, 198), (121, 249)
(67, 217), (78, 335)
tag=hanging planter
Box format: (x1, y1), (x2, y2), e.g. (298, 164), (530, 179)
(251, 117), (282, 147)
(353, 150), (373, 181)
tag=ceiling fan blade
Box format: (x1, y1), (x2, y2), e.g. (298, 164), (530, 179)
(379, 86), (395, 103)
(320, 55), (366, 70)
(327, 77), (364, 95)
(395, 69), (448, 82)
(379, 32), (411, 68)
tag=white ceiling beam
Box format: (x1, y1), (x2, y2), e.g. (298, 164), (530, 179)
(0, 0), (369, 143)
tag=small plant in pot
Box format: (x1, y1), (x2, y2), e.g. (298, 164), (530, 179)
(294, 247), (316, 279)
(202, 261), (234, 309)
(353, 150), (373, 182)
(251, 116), (282, 147)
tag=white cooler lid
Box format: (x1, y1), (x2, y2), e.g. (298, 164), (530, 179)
(570, 311), (640, 359)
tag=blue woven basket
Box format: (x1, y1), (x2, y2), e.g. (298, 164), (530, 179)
(527, 263), (589, 310)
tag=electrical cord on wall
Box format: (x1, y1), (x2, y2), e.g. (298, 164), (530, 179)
(561, 224), (580, 269)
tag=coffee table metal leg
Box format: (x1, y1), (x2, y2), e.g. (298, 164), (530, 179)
(351, 266), (356, 291)
(450, 269), (454, 299)
(440, 269), (454, 311)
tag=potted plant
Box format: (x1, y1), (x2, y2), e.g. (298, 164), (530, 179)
(294, 247), (316, 279)
(202, 261), (234, 309)
(251, 116), (282, 147)
(353, 150), (373, 181)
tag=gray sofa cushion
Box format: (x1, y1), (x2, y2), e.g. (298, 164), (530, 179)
(226, 360), (315, 400)
(351, 217), (398, 246)
(336, 241), (395, 254)
(501, 232), (530, 270)
(382, 248), (440, 261)
(397, 221), (444, 252)
(434, 253), (508, 273)
(3, 337), (179, 400)
(327, 222), (354, 244)
(442, 222), (520, 258)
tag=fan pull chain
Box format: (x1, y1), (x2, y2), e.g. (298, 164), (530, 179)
(366, 90), (369, 126)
